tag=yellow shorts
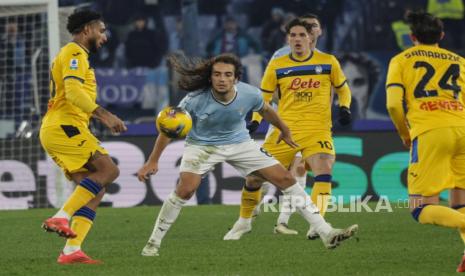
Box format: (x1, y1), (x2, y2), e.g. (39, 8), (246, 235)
(39, 125), (108, 178)
(262, 129), (335, 169)
(408, 126), (465, 196)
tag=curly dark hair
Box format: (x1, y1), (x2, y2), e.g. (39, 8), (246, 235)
(405, 10), (443, 44)
(168, 53), (243, 92)
(66, 9), (102, 35)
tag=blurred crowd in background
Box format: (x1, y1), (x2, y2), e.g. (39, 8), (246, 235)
(1, 0), (464, 205)
(2, 0), (465, 129)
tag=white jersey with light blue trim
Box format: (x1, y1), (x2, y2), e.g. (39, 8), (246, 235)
(271, 45), (291, 60)
(178, 82), (264, 145)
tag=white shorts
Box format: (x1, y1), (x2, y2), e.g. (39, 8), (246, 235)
(180, 140), (279, 176)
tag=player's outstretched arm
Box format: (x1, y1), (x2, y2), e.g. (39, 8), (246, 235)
(137, 133), (172, 182)
(258, 103), (299, 148)
(92, 107), (127, 134)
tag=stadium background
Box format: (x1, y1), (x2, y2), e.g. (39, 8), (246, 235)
(1, 0), (464, 209)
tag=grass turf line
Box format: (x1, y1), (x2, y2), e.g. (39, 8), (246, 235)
(0, 204), (462, 275)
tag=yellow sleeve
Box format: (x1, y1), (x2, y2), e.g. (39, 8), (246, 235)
(260, 60), (277, 93)
(386, 58), (409, 139)
(331, 56), (351, 107)
(254, 60), (278, 122)
(64, 78), (99, 113)
(251, 91), (274, 122)
(61, 49), (87, 83)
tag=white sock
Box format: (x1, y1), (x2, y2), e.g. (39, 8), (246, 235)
(296, 175), (307, 189)
(261, 182), (271, 197)
(238, 217), (252, 225)
(282, 184), (332, 236)
(63, 245), (80, 255)
(277, 194), (293, 225)
(148, 191), (186, 247)
(53, 209), (71, 220)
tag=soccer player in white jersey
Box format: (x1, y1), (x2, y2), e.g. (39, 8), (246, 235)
(136, 53), (357, 256)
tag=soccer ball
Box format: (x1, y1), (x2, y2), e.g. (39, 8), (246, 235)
(156, 106), (192, 138)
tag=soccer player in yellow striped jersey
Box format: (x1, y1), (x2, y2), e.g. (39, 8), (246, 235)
(40, 10), (126, 264)
(249, 14), (329, 237)
(225, 18), (355, 241)
(386, 11), (465, 273)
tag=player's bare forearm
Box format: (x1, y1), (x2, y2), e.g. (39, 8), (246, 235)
(147, 133), (172, 164)
(92, 106), (111, 120)
(137, 133), (171, 182)
(92, 106), (127, 134)
(259, 103), (289, 134)
(259, 103), (299, 148)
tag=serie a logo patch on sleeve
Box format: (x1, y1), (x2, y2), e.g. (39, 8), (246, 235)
(70, 59), (79, 70)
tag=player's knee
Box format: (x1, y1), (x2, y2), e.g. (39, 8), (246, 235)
(176, 188), (195, 200)
(93, 164), (119, 186)
(245, 176), (263, 189)
(280, 171), (296, 186)
(245, 182), (261, 191)
(110, 165), (120, 181)
(104, 164), (120, 184)
(411, 204), (431, 223)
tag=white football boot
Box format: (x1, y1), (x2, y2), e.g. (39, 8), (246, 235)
(273, 223), (298, 235)
(320, 224), (358, 249)
(141, 241), (160, 256)
(223, 220), (252, 240)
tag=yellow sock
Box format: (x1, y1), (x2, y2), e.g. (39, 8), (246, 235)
(453, 206), (465, 244)
(456, 206), (465, 215)
(62, 178), (101, 216)
(66, 216), (93, 247)
(418, 205), (465, 228)
(239, 187), (262, 219)
(311, 181), (331, 216)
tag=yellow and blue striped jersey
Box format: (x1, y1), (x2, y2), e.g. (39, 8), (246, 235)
(261, 51), (350, 132)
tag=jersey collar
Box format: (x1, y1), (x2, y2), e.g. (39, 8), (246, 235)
(289, 50), (313, 62)
(210, 86), (237, 106)
(71, 41), (90, 56)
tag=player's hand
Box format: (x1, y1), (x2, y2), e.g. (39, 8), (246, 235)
(93, 107), (127, 134)
(137, 162), (159, 182)
(277, 128), (299, 148)
(102, 113), (127, 134)
(338, 106), (352, 126)
(246, 120), (260, 134)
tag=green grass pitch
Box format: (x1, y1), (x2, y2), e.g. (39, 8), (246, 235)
(0, 204), (462, 275)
